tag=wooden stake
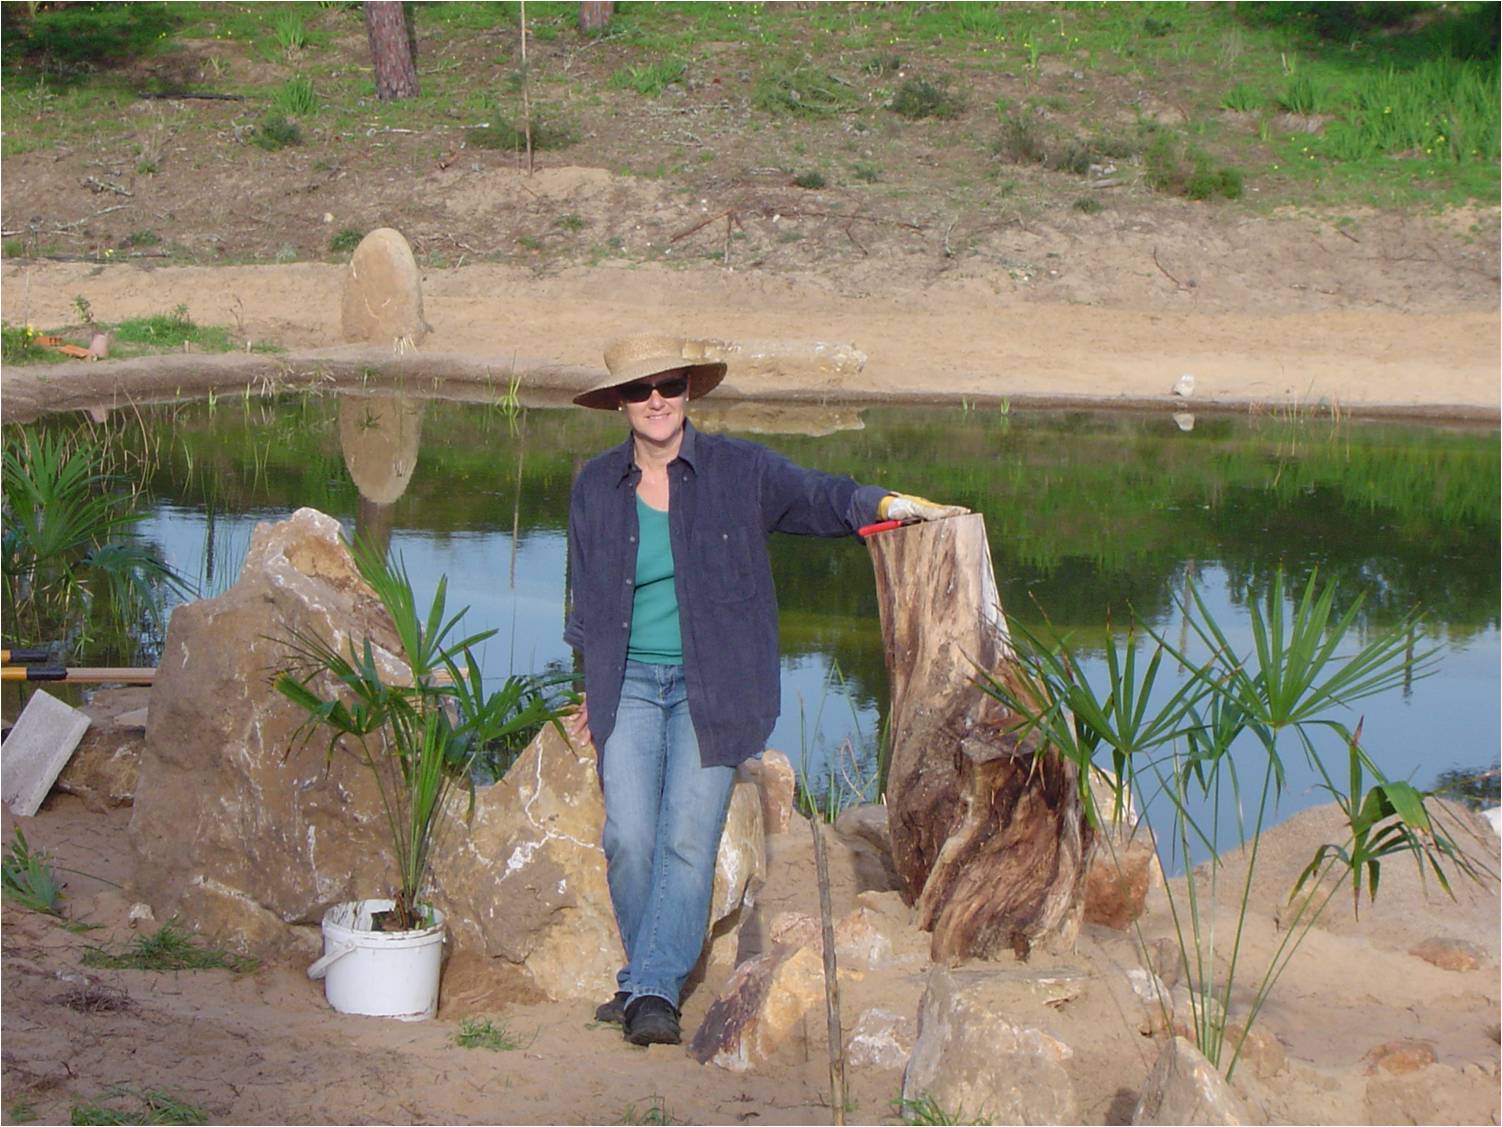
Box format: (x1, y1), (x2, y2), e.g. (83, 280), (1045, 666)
(809, 817), (847, 1125)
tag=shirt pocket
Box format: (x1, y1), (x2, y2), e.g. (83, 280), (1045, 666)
(692, 523), (762, 604)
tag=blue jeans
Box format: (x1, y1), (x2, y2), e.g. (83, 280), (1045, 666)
(600, 661), (737, 1008)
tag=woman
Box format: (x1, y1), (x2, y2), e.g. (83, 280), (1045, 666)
(564, 334), (965, 1046)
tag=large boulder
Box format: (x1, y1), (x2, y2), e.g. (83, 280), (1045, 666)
(439, 726), (764, 1001)
(130, 508), (398, 952)
(902, 964), (1080, 1125)
(129, 509), (763, 992)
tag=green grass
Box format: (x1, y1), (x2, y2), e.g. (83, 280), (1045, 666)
(465, 114), (578, 152)
(607, 59), (686, 97)
(1222, 82), (1264, 112)
(453, 1016), (526, 1051)
(251, 113), (302, 150)
(889, 76), (964, 120)
(752, 59), (858, 116)
(271, 75), (317, 117)
(2, 828), (65, 916)
(1, 323), (69, 364)
(69, 1088), (207, 1126)
(892, 1094), (989, 1125)
(111, 306), (235, 353)
(329, 227), (364, 254)
(618, 1097), (679, 1125)
(82, 920), (259, 973)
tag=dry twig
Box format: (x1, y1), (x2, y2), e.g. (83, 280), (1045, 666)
(1152, 246), (1194, 290)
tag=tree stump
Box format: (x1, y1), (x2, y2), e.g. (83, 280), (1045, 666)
(867, 514), (1091, 960)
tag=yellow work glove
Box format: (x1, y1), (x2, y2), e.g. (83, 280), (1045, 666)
(878, 492), (970, 522)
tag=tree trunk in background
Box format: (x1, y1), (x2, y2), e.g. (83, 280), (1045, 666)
(363, 1), (419, 101)
(579, 2), (613, 32)
(867, 514), (1092, 961)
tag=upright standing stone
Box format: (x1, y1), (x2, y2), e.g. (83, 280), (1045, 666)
(340, 227), (430, 351)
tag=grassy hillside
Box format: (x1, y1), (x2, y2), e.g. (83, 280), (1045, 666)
(1, 1), (1496, 268)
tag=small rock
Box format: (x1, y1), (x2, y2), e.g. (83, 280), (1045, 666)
(903, 966), (1079, 1124)
(689, 945), (825, 1071)
(1084, 837), (1160, 929)
(127, 902), (155, 928)
(847, 1007), (915, 1070)
(1127, 967), (1170, 1007)
(1363, 1039), (1437, 1075)
(1408, 936), (1487, 972)
(1133, 1035), (1248, 1125)
(1172, 373), (1195, 397)
(737, 750), (796, 834)
(768, 911), (819, 949)
(1223, 1021), (1287, 1080)
(1173, 412), (1196, 432)
(1145, 936), (1184, 988)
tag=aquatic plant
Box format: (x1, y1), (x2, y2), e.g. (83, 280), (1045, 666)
(982, 570), (1487, 1078)
(2, 427), (191, 662)
(274, 539), (562, 930)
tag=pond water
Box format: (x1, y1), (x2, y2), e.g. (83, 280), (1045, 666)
(31, 392), (1502, 855)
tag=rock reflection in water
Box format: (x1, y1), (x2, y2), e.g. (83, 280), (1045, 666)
(338, 394), (425, 554)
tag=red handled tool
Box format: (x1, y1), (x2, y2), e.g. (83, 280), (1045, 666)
(858, 519), (905, 537)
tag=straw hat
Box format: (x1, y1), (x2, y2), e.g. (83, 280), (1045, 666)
(573, 334), (728, 410)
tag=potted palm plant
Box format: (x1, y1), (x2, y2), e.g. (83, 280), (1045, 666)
(274, 538), (557, 1020)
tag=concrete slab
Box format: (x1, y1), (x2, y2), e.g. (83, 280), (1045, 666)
(2, 690), (91, 816)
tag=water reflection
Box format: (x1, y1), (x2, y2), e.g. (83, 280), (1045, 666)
(90, 395), (1500, 845)
(338, 394), (425, 556)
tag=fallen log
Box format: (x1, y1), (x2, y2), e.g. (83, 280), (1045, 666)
(867, 513), (1091, 960)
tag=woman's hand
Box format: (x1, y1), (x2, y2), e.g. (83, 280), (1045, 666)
(565, 694), (590, 744)
(880, 492), (970, 522)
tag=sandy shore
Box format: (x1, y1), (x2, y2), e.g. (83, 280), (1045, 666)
(2, 258), (1498, 421)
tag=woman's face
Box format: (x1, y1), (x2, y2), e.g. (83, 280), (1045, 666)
(620, 368), (689, 445)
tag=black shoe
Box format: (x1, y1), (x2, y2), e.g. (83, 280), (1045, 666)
(623, 995), (681, 1046)
(594, 991), (630, 1025)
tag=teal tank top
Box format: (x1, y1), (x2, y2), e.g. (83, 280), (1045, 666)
(627, 495), (682, 664)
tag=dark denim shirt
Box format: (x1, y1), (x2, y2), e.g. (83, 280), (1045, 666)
(564, 421), (888, 769)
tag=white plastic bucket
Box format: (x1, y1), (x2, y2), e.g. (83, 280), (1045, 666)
(307, 899), (445, 1021)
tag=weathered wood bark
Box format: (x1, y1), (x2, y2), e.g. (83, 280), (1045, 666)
(363, 1), (419, 101)
(868, 513), (1091, 960)
(578, 1), (613, 31)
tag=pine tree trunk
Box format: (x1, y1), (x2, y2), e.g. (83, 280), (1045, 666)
(578, 2), (613, 32)
(363, 1), (419, 101)
(867, 514), (1092, 960)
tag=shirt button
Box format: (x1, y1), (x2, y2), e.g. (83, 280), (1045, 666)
(722, 532), (728, 540)
(621, 621), (629, 629)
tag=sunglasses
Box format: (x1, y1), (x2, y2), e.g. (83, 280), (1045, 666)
(618, 374), (689, 404)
